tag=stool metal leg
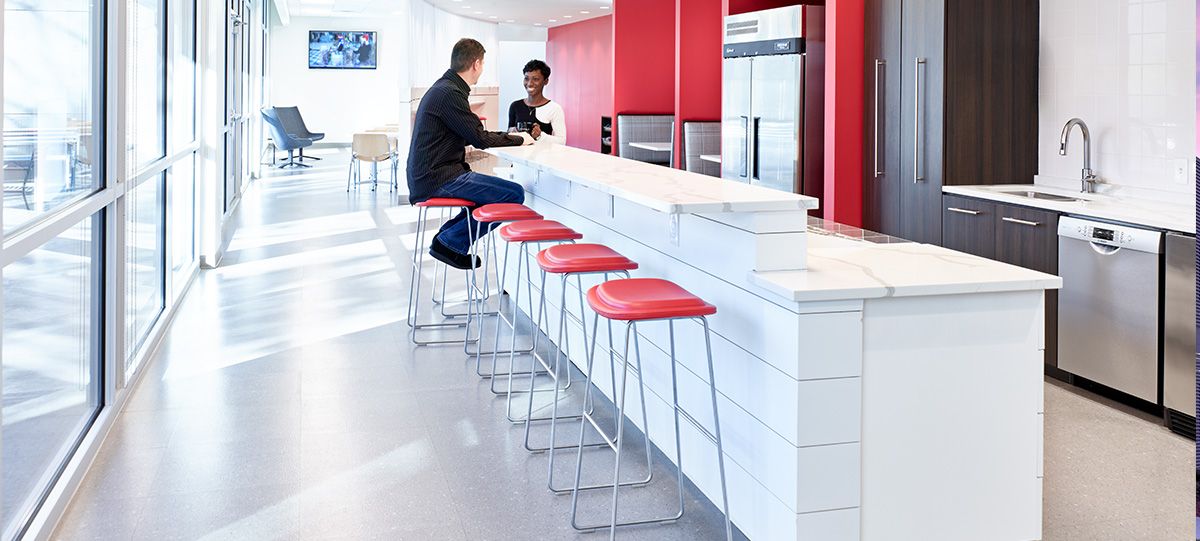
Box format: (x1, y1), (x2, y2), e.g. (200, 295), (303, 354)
(700, 316), (734, 541)
(544, 272), (650, 494)
(407, 205), (475, 346)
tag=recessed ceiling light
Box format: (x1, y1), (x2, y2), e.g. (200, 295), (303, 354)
(534, 22), (542, 26)
(600, 5), (609, 9)
(506, 19), (514, 22)
(474, 11), (482, 14)
(563, 15), (573, 18)
(548, 18), (556, 22)
(488, 15), (497, 19)
(580, 10), (590, 14)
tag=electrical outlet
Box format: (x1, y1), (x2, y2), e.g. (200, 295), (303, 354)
(1172, 159), (1190, 185)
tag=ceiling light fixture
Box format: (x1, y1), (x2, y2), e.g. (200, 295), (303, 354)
(563, 15), (573, 18)
(580, 10), (590, 14)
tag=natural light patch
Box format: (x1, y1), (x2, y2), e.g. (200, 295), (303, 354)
(193, 439), (435, 541)
(228, 210), (376, 251)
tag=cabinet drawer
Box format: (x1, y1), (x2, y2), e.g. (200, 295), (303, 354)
(942, 195), (996, 259)
(994, 203), (1059, 274)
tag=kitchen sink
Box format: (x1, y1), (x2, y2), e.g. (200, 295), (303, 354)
(994, 188), (1081, 202)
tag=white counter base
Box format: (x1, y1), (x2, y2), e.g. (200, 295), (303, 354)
(491, 149), (1051, 540)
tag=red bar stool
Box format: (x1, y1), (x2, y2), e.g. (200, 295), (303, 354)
(463, 203), (543, 358)
(485, 219), (582, 401)
(407, 197), (477, 346)
(524, 244), (656, 497)
(570, 278), (732, 541)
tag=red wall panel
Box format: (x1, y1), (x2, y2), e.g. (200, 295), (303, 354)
(824, 0), (864, 226)
(546, 16), (613, 152)
(613, 0), (676, 121)
(675, 0), (724, 167)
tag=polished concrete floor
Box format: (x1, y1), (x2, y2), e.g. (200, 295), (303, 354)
(52, 148), (1194, 540)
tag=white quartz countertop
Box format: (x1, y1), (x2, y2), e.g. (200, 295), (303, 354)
(943, 184), (1195, 234)
(749, 232), (1062, 303)
(485, 144), (819, 214)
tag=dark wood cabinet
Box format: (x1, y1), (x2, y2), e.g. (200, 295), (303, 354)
(942, 194), (1061, 368)
(863, 0), (903, 236)
(994, 204), (1059, 274)
(863, 0), (1039, 245)
(942, 195), (995, 259)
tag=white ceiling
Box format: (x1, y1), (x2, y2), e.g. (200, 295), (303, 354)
(286, 0), (612, 27)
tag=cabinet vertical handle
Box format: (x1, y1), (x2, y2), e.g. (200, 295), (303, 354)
(913, 57), (926, 184)
(873, 59), (885, 178)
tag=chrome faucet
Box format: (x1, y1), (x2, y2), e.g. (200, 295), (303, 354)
(1058, 118), (1098, 194)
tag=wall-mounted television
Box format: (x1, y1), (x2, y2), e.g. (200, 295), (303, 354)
(309, 31), (377, 69)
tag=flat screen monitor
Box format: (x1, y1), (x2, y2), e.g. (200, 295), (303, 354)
(309, 31), (377, 69)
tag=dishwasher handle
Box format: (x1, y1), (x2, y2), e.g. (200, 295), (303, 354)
(1088, 241), (1121, 255)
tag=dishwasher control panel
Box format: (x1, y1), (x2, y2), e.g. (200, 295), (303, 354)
(1058, 216), (1164, 253)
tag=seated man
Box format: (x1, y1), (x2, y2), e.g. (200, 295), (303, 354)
(407, 38), (533, 270)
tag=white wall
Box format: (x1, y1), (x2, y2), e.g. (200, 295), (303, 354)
(269, 16), (405, 143)
(496, 41), (548, 128)
(406, 0), (501, 87)
(1038, 0), (1196, 202)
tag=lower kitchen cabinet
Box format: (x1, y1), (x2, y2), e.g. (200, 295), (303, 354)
(943, 195), (1060, 368)
(942, 195), (996, 259)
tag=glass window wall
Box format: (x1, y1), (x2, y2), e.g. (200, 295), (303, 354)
(2, 0), (101, 233)
(1, 213), (102, 538)
(128, 0), (167, 172)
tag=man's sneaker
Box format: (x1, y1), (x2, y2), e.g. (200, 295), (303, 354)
(429, 238), (481, 270)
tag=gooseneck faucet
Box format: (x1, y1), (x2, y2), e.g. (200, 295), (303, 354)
(1058, 118), (1098, 194)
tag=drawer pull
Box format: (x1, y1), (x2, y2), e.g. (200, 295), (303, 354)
(947, 207), (981, 215)
(1002, 216), (1041, 227)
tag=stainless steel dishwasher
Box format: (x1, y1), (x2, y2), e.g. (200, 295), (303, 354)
(1058, 216), (1164, 403)
(1162, 231), (1196, 435)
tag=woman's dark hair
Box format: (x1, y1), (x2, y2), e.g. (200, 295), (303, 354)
(451, 38), (486, 72)
(523, 59), (551, 79)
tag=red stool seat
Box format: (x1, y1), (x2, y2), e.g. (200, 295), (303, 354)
(537, 244), (638, 274)
(472, 203), (542, 222)
(587, 278), (716, 321)
(498, 220), (583, 242)
(416, 197), (475, 208)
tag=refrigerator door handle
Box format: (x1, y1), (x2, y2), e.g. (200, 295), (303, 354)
(739, 115), (749, 178)
(751, 116), (761, 181)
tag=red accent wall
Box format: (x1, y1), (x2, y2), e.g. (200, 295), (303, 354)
(725, 0), (818, 16)
(675, 0), (724, 168)
(546, 16), (613, 152)
(612, 0), (676, 128)
(823, 0), (864, 226)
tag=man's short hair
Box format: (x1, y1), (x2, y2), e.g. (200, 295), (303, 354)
(523, 59), (551, 79)
(451, 38), (486, 72)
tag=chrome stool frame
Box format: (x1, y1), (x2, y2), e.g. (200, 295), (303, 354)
(407, 202), (478, 346)
(463, 216), (539, 364)
(526, 268), (656, 498)
(570, 314), (733, 541)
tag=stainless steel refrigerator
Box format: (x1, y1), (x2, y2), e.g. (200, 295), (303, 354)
(721, 5), (825, 204)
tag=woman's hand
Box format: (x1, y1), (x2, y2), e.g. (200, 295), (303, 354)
(531, 124), (542, 140)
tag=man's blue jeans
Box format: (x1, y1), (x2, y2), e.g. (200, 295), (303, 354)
(426, 171), (525, 255)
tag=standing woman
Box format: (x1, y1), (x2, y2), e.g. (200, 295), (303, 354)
(507, 60), (566, 144)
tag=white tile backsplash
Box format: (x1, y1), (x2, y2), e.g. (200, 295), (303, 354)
(1038, 0), (1196, 201)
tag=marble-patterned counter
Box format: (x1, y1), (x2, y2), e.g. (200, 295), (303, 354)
(944, 184), (1194, 234)
(486, 145), (1059, 541)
